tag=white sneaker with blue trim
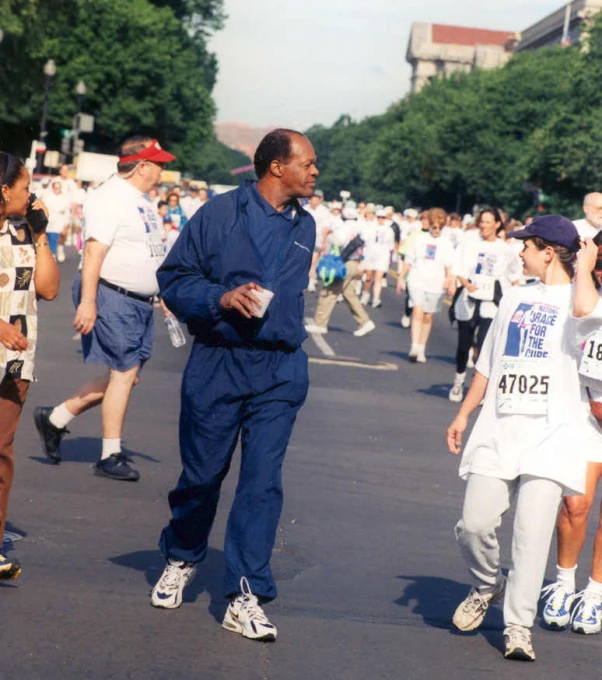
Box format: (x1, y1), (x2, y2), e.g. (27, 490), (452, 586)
(541, 581), (576, 629)
(571, 590), (602, 634)
(151, 558), (196, 609)
(222, 577), (277, 641)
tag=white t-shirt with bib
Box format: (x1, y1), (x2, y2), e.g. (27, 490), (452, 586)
(453, 237), (522, 320)
(459, 283), (593, 494)
(406, 230), (455, 294)
(83, 175), (164, 296)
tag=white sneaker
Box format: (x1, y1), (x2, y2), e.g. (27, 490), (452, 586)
(416, 350), (426, 364)
(57, 245), (66, 263)
(304, 323), (328, 334)
(371, 298), (382, 309)
(360, 291), (370, 306)
(449, 383), (464, 402)
(453, 578), (506, 631)
(571, 590), (602, 634)
(467, 353), (475, 369)
(222, 577), (277, 641)
(336, 294), (343, 303)
(151, 559), (196, 609)
(353, 320), (375, 337)
(307, 279), (316, 293)
(504, 625), (535, 661)
(400, 315), (411, 328)
(541, 582), (576, 629)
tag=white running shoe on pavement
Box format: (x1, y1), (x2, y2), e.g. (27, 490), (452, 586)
(57, 245), (66, 263)
(541, 581), (576, 629)
(151, 559), (196, 609)
(504, 625), (535, 661)
(371, 298), (382, 309)
(571, 590), (602, 634)
(353, 320), (375, 337)
(453, 577), (506, 631)
(307, 278), (317, 293)
(400, 315), (411, 328)
(467, 353), (475, 369)
(304, 323), (328, 334)
(416, 350), (427, 364)
(222, 577), (277, 641)
(360, 291), (370, 306)
(449, 383), (464, 402)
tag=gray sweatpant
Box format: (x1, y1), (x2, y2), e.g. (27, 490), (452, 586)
(455, 473), (563, 628)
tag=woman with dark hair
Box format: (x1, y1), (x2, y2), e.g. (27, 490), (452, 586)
(449, 207), (522, 402)
(0, 152), (59, 580)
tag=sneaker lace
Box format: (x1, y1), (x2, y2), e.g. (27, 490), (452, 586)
(461, 587), (487, 614)
(238, 577), (270, 624)
(506, 625), (530, 646)
(571, 590), (601, 624)
(541, 581), (571, 610)
(159, 562), (187, 590)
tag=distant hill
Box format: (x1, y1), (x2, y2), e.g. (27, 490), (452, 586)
(215, 122), (275, 159)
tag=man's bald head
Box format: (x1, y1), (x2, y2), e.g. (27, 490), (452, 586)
(584, 192), (602, 228)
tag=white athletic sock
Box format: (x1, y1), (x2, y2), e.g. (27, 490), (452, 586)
(410, 343), (418, 354)
(454, 372), (466, 385)
(584, 576), (602, 598)
(102, 438), (121, 460)
(49, 403), (76, 429)
(555, 564), (577, 592)
(416, 344), (425, 352)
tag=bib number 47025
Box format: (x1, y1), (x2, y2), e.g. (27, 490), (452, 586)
(496, 359), (549, 415)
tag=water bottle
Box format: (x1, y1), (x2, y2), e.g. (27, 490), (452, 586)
(165, 316), (187, 348)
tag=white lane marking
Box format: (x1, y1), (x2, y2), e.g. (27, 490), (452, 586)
(304, 317), (336, 357)
(309, 357), (398, 371)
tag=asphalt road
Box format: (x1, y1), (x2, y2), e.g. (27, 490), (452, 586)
(4, 257), (602, 679)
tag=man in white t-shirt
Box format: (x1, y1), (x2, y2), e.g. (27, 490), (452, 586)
(574, 192), (602, 240)
(180, 185), (206, 219)
(34, 136), (176, 482)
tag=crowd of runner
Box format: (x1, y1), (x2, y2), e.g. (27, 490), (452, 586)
(4, 131), (602, 664)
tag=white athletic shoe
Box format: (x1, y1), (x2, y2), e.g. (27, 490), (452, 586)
(504, 625), (535, 661)
(304, 323), (328, 334)
(400, 315), (411, 328)
(360, 291), (370, 306)
(453, 578), (506, 631)
(307, 279), (317, 293)
(541, 582), (576, 629)
(56, 245), (66, 263)
(416, 350), (427, 364)
(449, 380), (465, 402)
(222, 577), (277, 641)
(371, 298), (382, 309)
(353, 320), (375, 337)
(571, 590), (602, 634)
(151, 559), (196, 609)
(467, 353), (475, 369)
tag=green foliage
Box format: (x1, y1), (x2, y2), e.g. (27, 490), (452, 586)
(0, 0), (243, 180)
(306, 23), (602, 218)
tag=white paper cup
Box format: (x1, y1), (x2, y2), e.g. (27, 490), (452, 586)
(253, 288), (274, 318)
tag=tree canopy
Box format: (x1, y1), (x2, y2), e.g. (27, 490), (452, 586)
(306, 16), (602, 219)
(0, 0), (250, 181)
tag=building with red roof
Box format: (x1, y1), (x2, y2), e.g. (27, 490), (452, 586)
(406, 22), (518, 93)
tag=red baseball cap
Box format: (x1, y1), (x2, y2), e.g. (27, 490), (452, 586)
(119, 139), (176, 164)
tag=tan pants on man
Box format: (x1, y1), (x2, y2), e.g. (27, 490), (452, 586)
(314, 260), (370, 330)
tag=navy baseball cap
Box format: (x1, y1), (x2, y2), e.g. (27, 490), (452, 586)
(510, 214), (580, 253)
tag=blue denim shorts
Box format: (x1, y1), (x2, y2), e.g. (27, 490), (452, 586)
(72, 272), (154, 371)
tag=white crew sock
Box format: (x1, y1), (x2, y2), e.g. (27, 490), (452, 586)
(584, 576), (602, 598)
(49, 403), (76, 429)
(102, 438), (121, 460)
(416, 344), (425, 353)
(454, 372), (466, 386)
(410, 343), (418, 355)
(555, 564), (577, 592)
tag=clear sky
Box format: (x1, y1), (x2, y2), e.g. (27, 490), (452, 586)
(208, 0), (560, 130)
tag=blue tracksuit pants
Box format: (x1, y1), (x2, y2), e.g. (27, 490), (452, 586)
(159, 343), (308, 601)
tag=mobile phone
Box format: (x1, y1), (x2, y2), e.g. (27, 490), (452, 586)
(26, 194), (48, 234)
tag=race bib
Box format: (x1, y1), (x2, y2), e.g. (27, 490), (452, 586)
(468, 274), (495, 301)
(579, 330), (602, 382)
(496, 357), (550, 415)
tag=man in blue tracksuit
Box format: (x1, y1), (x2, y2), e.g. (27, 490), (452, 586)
(151, 129), (318, 641)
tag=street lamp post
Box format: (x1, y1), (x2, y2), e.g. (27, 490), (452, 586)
(36, 59), (56, 174)
(71, 80), (87, 161)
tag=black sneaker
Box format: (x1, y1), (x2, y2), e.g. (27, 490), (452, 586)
(93, 453), (140, 482)
(0, 553), (22, 581)
(33, 406), (69, 463)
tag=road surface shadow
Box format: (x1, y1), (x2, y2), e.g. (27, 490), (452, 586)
(417, 383), (454, 400)
(395, 574), (506, 654)
(29, 437), (159, 465)
(109, 547), (227, 623)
